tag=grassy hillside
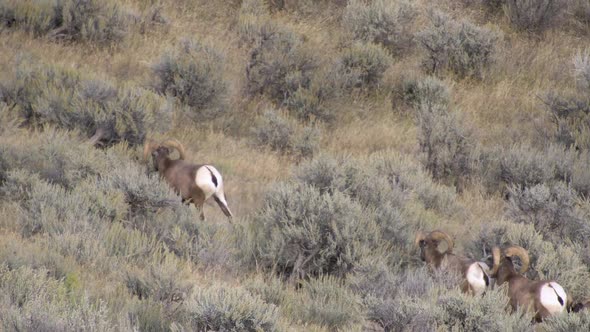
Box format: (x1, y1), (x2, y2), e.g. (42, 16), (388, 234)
(1, 0), (590, 330)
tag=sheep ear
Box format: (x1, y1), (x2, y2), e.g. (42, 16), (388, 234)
(143, 139), (158, 161)
(428, 230), (454, 253)
(414, 232), (426, 247)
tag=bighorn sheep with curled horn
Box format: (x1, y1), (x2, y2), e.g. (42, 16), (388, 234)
(491, 245), (567, 322)
(415, 230), (490, 296)
(143, 139), (233, 221)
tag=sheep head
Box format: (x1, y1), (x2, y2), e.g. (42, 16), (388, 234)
(143, 138), (186, 170)
(160, 139), (186, 160)
(491, 245), (529, 281)
(415, 230), (454, 263)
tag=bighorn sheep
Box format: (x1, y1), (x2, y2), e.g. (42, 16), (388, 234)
(491, 246), (567, 322)
(143, 139), (232, 221)
(415, 230), (490, 296)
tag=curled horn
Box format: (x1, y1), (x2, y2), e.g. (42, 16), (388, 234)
(491, 246), (501, 276)
(429, 230), (454, 253)
(415, 231), (427, 247)
(161, 139), (186, 160)
(143, 139), (159, 161)
(505, 245), (529, 274)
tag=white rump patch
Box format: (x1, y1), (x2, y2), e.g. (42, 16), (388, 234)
(466, 263), (487, 296)
(195, 165), (223, 199)
(540, 282), (566, 315)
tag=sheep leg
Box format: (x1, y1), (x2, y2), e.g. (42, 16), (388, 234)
(88, 127), (107, 146)
(192, 190), (206, 221)
(460, 280), (471, 294)
(196, 198), (205, 221)
(213, 193), (233, 220)
(289, 253), (305, 285)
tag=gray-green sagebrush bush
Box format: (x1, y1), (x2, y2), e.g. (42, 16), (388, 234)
(343, 0), (416, 56)
(407, 76), (475, 189)
(1, 59), (171, 147)
(418, 11), (500, 78)
(571, 0), (590, 28)
(0, 235), (186, 332)
(368, 150), (461, 217)
(503, 0), (564, 33)
(398, 75), (450, 110)
(283, 74), (335, 122)
(251, 108), (320, 158)
(250, 151), (462, 281)
(0, 265), (132, 331)
(179, 285), (279, 332)
(245, 275), (364, 330)
(296, 154), (408, 209)
(239, 8), (338, 122)
(574, 50), (590, 92)
(295, 154), (364, 196)
(133, 1), (170, 34)
(242, 16), (317, 104)
(569, 150), (590, 196)
(544, 51), (590, 151)
(396, 76), (475, 190)
(251, 109), (296, 152)
(489, 144), (556, 189)
(236, 0), (274, 43)
(125, 250), (193, 303)
(507, 182), (590, 245)
(286, 276), (364, 330)
(474, 141), (590, 198)
(253, 182), (380, 279)
(153, 39), (227, 119)
(0, 127), (109, 189)
(435, 287), (533, 332)
(0, 128), (210, 264)
(95, 161), (181, 218)
(478, 0), (505, 12)
(1, 170), (102, 237)
(469, 0), (565, 32)
(0, 162), (190, 240)
(416, 101), (475, 189)
(0, 233), (95, 282)
(0, 124), (245, 330)
(263, 0), (348, 13)
(542, 310), (590, 332)
(336, 42), (392, 91)
(349, 262), (534, 331)
(296, 154), (412, 248)
(348, 263), (436, 331)
(544, 92), (590, 150)
(244, 275), (286, 307)
(474, 143), (578, 194)
(0, 127), (179, 213)
(503, 145), (576, 187)
(0, 0), (129, 45)
(238, 0), (268, 19)
(76, 163), (206, 260)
